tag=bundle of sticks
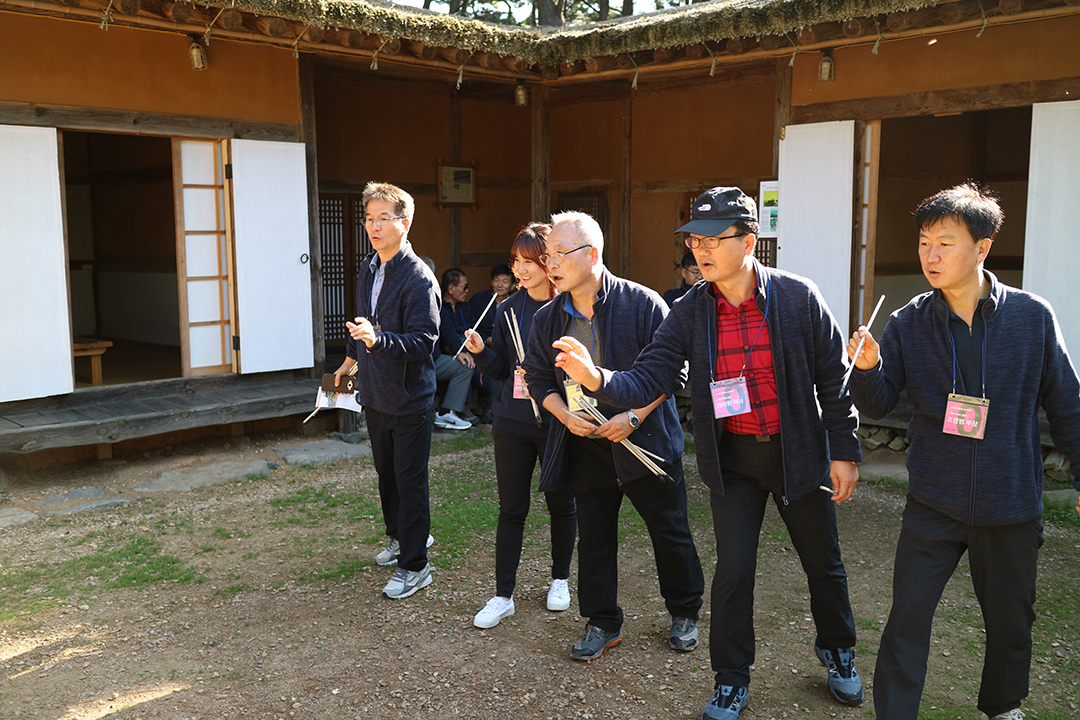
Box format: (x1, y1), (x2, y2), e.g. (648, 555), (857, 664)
(573, 397), (671, 481)
(506, 308), (543, 427)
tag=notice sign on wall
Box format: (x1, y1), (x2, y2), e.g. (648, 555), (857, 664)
(439, 165), (475, 204)
(758, 180), (779, 239)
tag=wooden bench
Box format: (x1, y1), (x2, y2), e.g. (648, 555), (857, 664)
(73, 337), (113, 386)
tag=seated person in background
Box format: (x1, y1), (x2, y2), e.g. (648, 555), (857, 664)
(431, 268), (474, 431)
(663, 251), (702, 308)
(470, 263), (516, 343)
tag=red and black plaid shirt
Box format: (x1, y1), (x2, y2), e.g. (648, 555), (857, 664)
(714, 289), (781, 436)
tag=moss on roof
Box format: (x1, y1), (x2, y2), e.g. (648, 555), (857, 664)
(230, 0), (942, 64)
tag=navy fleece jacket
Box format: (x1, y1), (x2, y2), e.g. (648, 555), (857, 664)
(473, 290), (551, 439)
(851, 271), (1080, 525)
(588, 259), (861, 501)
(346, 242), (440, 416)
(523, 270), (685, 490)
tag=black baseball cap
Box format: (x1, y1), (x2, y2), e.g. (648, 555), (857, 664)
(676, 187), (757, 237)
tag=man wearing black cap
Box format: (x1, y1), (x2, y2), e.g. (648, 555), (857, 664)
(553, 187), (863, 719)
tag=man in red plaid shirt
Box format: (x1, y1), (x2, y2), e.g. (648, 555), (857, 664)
(554, 187), (863, 719)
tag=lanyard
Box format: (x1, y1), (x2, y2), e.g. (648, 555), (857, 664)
(708, 279), (770, 383)
(947, 329), (987, 399)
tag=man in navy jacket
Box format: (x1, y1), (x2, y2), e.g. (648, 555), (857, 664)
(554, 188), (863, 719)
(848, 184), (1080, 720)
(523, 210), (705, 665)
(333, 182), (440, 601)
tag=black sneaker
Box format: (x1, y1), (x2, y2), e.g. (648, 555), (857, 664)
(701, 684), (748, 719)
(815, 645), (864, 707)
(569, 624), (622, 661)
(669, 617), (699, 651)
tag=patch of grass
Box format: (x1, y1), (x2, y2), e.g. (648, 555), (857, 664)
(431, 432), (492, 457)
(917, 705), (977, 720)
(211, 527), (250, 540)
(1042, 503), (1080, 528)
(269, 485), (380, 528)
(61, 537), (196, 589)
(214, 583), (252, 597)
(300, 559), (372, 584)
(858, 618), (879, 631)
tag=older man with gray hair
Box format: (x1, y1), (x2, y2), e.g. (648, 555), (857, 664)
(523, 211), (704, 663)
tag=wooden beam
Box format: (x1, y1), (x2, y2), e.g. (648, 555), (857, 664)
(320, 179), (437, 197)
(0, 100), (299, 141)
(773, 57), (792, 178)
(619, 96), (631, 276)
(449, 95), (462, 269)
(298, 55), (325, 376)
(161, 1), (191, 23)
(860, 119), (881, 329)
(252, 17), (287, 38)
(408, 40), (438, 61)
(219, 9), (243, 32)
(113, 0), (140, 14)
(791, 76), (1080, 124)
(585, 56), (620, 73)
(461, 252), (511, 267)
(552, 179), (618, 192)
(531, 84), (551, 221)
(630, 177), (762, 194)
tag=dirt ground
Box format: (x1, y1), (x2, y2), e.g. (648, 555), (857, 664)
(1, 426), (1077, 720)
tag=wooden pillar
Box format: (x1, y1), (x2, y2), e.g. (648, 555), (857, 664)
(449, 95), (462, 269)
(773, 58), (792, 178)
(619, 96), (632, 276)
(298, 54), (325, 376)
(531, 84), (550, 221)
(855, 119), (882, 330)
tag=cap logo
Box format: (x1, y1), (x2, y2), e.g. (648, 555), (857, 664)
(697, 204), (711, 212)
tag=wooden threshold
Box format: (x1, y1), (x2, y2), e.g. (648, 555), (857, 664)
(0, 370), (316, 454)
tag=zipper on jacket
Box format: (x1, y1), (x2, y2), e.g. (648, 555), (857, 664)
(967, 442), (977, 524)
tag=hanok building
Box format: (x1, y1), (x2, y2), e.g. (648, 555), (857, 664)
(2, 0), (1078, 462)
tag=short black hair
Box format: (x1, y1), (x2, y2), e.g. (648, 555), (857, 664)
(680, 251), (697, 270)
(915, 182), (1004, 241)
(732, 219), (760, 237)
(441, 268), (466, 295)
(491, 263), (512, 279)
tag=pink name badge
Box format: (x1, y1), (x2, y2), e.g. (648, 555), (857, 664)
(942, 393), (989, 440)
(513, 366), (529, 400)
(710, 378), (751, 419)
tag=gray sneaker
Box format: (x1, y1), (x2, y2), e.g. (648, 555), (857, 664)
(669, 617), (699, 651)
(375, 538), (400, 566)
(375, 534), (435, 566)
(382, 563), (432, 599)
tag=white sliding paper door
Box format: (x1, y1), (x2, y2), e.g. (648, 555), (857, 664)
(0, 125), (73, 402)
(230, 139), (314, 374)
(778, 120), (856, 331)
(173, 139), (235, 376)
(1023, 99), (1080, 354)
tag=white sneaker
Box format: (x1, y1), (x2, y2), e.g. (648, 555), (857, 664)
(434, 409), (471, 430)
(375, 534), (435, 566)
(474, 596), (515, 628)
(547, 578), (571, 611)
(987, 710), (1025, 720)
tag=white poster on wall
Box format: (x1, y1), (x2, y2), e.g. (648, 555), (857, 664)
(758, 180), (779, 239)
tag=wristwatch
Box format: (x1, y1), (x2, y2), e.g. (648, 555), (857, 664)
(626, 410), (641, 429)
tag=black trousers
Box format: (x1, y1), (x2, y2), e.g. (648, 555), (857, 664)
(492, 428), (577, 598)
(366, 407), (432, 572)
(710, 432), (856, 687)
(566, 434), (704, 633)
(873, 496), (1043, 720)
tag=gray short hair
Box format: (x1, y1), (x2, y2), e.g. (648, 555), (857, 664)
(550, 210), (605, 258)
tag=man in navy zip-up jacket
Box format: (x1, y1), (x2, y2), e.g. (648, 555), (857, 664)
(523, 210), (704, 665)
(333, 183), (440, 601)
(554, 188), (863, 719)
(848, 184), (1080, 720)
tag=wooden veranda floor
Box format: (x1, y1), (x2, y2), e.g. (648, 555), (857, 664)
(0, 371), (318, 455)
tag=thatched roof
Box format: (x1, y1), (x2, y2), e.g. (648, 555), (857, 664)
(229, 0), (942, 64)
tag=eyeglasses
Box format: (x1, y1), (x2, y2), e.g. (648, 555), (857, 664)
(539, 244), (591, 266)
(685, 233), (748, 249)
(364, 214), (406, 229)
